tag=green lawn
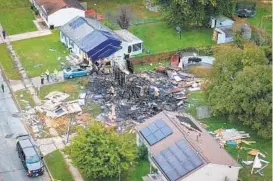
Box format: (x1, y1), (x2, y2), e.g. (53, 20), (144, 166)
(0, 0), (30, 9)
(0, 45), (21, 80)
(0, 0), (36, 35)
(134, 60), (169, 72)
(0, 8), (36, 35)
(85, 159), (150, 181)
(186, 91), (272, 181)
(130, 22), (214, 54)
(127, 160), (150, 181)
(38, 78), (85, 100)
(12, 31), (69, 78)
(15, 89), (35, 109)
(81, 0), (160, 20)
(248, 3), (272, 34)
(45, 150), (74, 181)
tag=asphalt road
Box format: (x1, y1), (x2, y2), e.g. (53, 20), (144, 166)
(0, 71), (50, 181)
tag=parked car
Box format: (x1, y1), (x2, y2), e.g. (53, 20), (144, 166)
(16, 134), (44, 177)
(235, 2), (256, 18)
(63, 66), (91, 79)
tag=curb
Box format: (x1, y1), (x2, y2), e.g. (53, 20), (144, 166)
(0, 57), (54, 181)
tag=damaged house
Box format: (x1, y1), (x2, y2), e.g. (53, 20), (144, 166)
(60, 16), (122, 63)
(135, 111), (241, 181)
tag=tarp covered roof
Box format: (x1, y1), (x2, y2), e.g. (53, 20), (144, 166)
(61, 16), (121, 61)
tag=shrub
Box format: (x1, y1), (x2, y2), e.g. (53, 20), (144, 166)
(137, 145), (148, 160)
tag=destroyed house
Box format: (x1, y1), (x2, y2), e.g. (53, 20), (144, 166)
(60, 16), (122, 62)
(135, 111), (241, 181)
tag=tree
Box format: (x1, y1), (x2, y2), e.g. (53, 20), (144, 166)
(66, 121), (137, 180)
(117, 5), (132, 29)
(160, 0), (234, 28)
(207, 44), (272, 139)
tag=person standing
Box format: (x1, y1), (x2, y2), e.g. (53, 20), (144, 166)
(45, 69), (50, 82)
(1, 83), (4, 92)
(40, 74), (44, 85)
(54, 69), (58, 81)
(2, 30), (6, 39)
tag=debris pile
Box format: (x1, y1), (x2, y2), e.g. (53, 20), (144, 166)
(87, 70), (200, 123)
(36, 91), (82, 118)
(214, 128), (250, 147)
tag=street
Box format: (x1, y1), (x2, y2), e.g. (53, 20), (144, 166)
(0, 70), (50, 181)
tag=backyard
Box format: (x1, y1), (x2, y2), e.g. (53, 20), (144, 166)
(12, 31), (69, 78)
(80, 0), (160, 21)
(130, 22), (214, 54)
(248, 3), (272, 34)
(0, 0), (36, 35)
(0, 44), (21, 80)
(186, 91), (272, 181)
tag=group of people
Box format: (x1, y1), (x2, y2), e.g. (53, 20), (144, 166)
(40, 69), (59, 85)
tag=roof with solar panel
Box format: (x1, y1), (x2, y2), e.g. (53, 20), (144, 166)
(60, 16), (122, 61)
(135, 111), (240, 181)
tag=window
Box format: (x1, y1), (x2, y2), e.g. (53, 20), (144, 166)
(128, 46), (132, 53)
(26, 155), (40, 164)
(133, 43), (142, 52)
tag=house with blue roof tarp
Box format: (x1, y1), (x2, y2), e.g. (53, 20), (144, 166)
(60, 16), (122, 62)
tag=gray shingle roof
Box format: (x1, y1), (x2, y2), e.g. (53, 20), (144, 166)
(60, 16), (119, 50)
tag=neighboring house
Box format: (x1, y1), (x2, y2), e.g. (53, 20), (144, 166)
(114, 29), (143, 56)
(60, 16), (122, 62)
(210, 15), (235, 44)
(32, 0), (85, 28)
(213, 26), (234, 44)
(210, 15), (234, 28)
(135, 111), (241, 181)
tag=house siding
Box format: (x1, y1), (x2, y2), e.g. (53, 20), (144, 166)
(182, 164), (240, 181)
(47, 8), (85, 27)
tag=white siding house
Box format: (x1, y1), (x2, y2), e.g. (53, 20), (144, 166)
(32, 0), (85, 28)
(114, 29), (143, 57)
(47, 8), (85, 27)
(210, 15), (234, 28)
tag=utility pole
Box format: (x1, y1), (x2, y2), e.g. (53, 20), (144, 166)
(66, 113), (73, 144)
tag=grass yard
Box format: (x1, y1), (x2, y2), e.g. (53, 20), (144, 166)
(130, 22), (214, 54)
(186, 91), (272, 181)
(134, 60), (169, 72)
(12, 31), (69, 78)
(0, 45), (21, 80)
(0, 0), (36, 35)
(84, 159), (150, 181)
(38, 78), (87, 100)
(248, 3), (272, 34)
(15, 89), (35, 109)
(80, 0), (160, 20)
(45, 150), (74, 181)
(127, 160), (150, 181)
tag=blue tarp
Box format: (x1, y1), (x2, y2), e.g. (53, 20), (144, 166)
(61, 17), (122, 62)
(80, 30), (121, 62)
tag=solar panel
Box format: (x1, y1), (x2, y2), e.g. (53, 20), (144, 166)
(139, 120), (173, 146)
(153, 139), (204, 181)
(69, 18), (85, 29)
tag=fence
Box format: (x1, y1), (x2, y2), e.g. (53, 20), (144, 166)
(129, 46), (213, 66)
(109, 18), (162, 28)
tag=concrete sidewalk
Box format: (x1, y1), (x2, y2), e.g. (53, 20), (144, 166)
(10, 71), (65, 92)
(0, 30), (51, 44)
